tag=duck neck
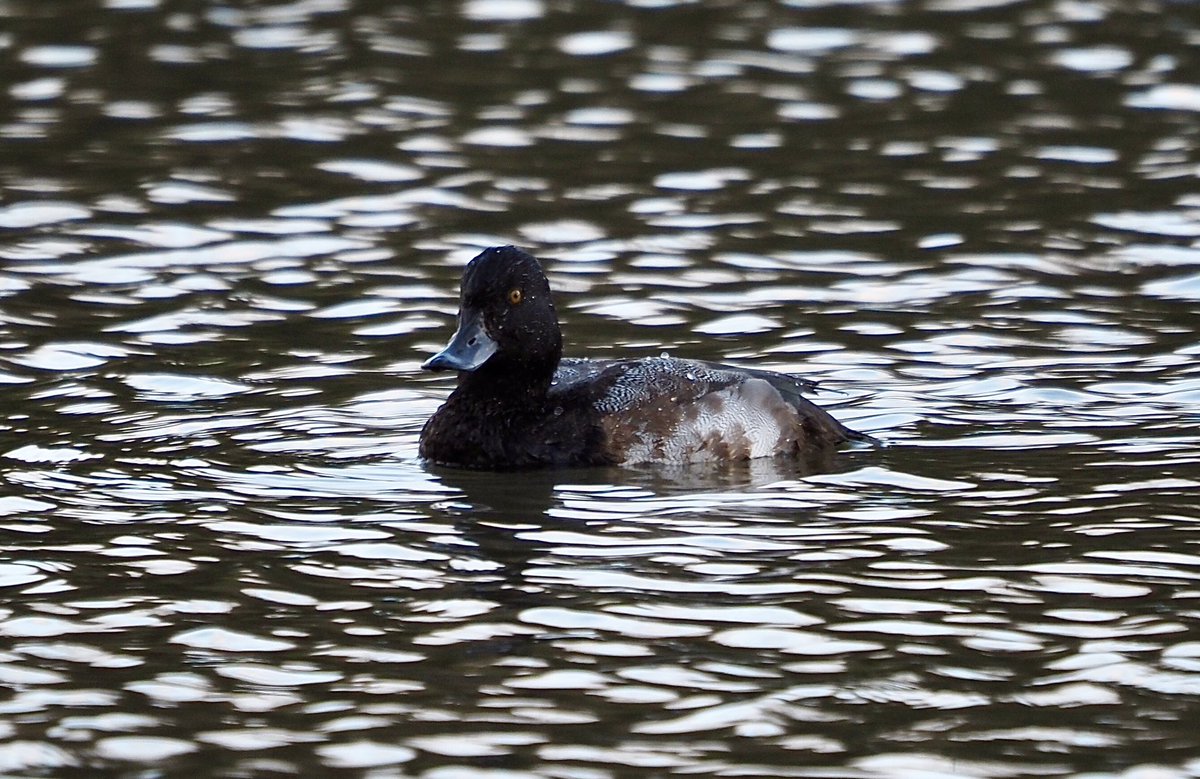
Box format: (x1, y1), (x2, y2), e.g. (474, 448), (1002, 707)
(457, 353), (559, 405)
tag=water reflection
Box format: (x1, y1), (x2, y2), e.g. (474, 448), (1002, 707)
(3, 0), (1200, 775)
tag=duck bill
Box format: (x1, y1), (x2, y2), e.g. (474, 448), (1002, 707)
(422, 310), (498, 372)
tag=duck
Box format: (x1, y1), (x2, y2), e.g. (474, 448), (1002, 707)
(419, 245), (872, 470)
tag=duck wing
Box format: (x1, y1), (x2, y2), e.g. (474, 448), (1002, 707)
(553, 357), (867, 463)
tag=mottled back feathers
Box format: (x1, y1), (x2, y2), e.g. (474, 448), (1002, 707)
(552, 356), (858, 465)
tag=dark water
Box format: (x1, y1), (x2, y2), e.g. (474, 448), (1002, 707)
(3, 0), (1200, 776)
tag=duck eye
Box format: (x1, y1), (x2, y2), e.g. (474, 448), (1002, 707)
(507, 288), (523, 305)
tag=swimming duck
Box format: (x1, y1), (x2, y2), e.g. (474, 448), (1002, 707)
(419, 246), (871, 470)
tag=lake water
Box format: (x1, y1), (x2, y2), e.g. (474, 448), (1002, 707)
(2, 0), (1200, 776)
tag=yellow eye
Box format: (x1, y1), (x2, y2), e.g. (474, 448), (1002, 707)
(507, 288), (523, 305)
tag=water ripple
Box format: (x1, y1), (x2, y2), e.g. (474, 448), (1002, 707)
(2, 0), (1199, 776)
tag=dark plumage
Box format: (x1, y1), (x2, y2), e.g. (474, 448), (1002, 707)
(419, 246), (872, 470)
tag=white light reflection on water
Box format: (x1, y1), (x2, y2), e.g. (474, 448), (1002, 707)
(2, 0), (1200, 775)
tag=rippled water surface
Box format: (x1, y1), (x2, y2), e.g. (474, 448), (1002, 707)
(3, 0), (1200, 776)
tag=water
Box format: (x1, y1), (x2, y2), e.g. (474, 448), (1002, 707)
(2, 0), (1200, 776)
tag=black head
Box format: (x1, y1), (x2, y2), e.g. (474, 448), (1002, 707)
(423, 246), (563, 378)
